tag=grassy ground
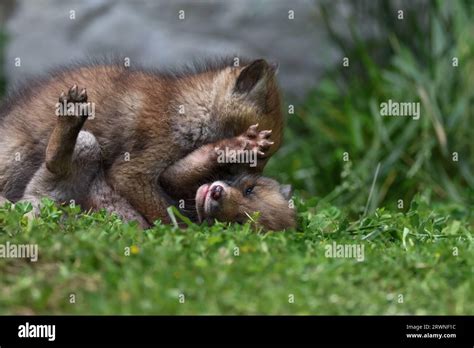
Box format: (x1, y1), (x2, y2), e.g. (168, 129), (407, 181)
(0, 195), (472, 315)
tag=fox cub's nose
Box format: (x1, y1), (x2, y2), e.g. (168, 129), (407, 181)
(210, 185), (223, 200)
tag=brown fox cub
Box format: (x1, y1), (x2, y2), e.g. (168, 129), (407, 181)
(0, 58), (284, 225)
(11, 87), (295, 231)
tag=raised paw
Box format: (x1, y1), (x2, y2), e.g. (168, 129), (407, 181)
(57, 85), (91, 118)
(238, 123), (274, 158)
(213, 124), (274, 167)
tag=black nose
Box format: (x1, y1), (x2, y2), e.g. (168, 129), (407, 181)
(210, 185), (223, 200)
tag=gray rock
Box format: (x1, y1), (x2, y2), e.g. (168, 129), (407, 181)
(3, 0), (341, 99)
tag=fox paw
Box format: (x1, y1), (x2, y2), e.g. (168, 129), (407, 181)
(214, 124), (274, 166)
(236, 123), (274, 158)
(57, 85), (91, 119)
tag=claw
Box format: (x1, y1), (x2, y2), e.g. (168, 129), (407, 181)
(78, 88), (87, 102)
(69, 85), (78, 98)
(59, 92), (66, 103)
(247, 124), (259, 138)
(258, 140), (272, 149)
(259, 130), (272, 138)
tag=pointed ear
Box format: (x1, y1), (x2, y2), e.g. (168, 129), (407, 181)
(233, 59), (276, 97)
(279, 185), (293, 200)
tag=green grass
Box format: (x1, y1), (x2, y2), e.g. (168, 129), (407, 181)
(0, 195), (472, 315)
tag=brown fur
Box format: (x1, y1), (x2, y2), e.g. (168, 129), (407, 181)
(0, 58), (284, 225)
(4, 98), (294, 231)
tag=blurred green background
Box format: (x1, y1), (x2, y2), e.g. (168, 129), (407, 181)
(267, 0), (473, 217)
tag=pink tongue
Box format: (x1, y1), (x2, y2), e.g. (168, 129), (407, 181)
(199, 185), (209, 204)
(196, 184), (210, 223)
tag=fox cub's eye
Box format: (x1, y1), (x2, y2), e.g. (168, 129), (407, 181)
(244, 186), (255, 196)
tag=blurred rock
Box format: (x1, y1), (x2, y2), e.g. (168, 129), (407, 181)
(4, 0), (341, 99)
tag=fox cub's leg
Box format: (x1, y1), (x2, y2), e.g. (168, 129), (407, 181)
(45, 85), (90, 177)
(106, 153), (174, 225)
(25, 128), (149, 227)
(21, 85), (94, 211)
(159, 124), (274, 199)
(22, 85), (148, 227)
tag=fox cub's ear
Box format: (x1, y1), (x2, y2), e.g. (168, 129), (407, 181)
(233, 59), (278, 105)
(279, 184), (293, 200)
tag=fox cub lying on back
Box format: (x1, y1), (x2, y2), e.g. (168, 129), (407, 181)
(16, 86), (295, 230)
